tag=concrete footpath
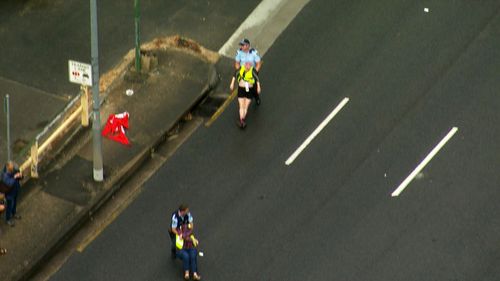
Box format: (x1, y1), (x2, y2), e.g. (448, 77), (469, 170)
(0, 37), (219, 281)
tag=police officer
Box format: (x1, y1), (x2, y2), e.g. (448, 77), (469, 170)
(235, 38), (262, 105)
(169, 204), (194, 258)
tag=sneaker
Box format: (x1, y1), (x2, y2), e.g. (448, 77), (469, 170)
(241, 119), (247, 129)
(193, 272), (202, 280)
(6, 220), (14, 227)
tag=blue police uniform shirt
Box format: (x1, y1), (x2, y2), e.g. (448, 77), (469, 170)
(171, 211), (193, 229)
(235, 49), (261, 67)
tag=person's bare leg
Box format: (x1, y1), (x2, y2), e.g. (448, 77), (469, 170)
(242, 98), (251, 119)
(238, 98), (246, 121)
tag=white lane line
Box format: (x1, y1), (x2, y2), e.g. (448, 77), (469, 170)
(218, 0), (311, 57)
(391, 127), (459, 197)
(285, 97), (350, 166)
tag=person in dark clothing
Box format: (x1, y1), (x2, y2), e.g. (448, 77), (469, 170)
(0, 193), (7, 255)
(2, 162), (22, 227)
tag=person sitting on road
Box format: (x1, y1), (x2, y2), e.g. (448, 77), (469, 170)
(169, 204), (194, 258)
(234, 38), (262, 105)
(175, 223), (201, 280)
(230, 61), (261, 129)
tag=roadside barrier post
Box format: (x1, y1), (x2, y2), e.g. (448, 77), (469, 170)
(81, 85), (89, 127)
(30, 141), (38, 178)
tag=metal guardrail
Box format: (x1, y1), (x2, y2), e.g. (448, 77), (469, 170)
(16, 36), (220, 180)
(20, 86), (90, 178)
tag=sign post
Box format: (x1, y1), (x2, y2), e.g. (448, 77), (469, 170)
(80, 85), (89, 127)
(4, 94), (11, 162)
(68, 61), (91, 127)
(90, 0), (104, 182)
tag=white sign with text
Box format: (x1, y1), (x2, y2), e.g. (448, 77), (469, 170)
(68, 60), (92, 86)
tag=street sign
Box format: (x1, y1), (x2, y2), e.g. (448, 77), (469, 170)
(68, 60), (92, 86)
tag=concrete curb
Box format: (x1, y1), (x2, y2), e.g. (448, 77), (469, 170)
(18, 36), (220, 189)
(16, 62), (219, 281)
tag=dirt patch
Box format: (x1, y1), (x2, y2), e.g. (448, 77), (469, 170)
(99, 35), (219, 95)
(173, 36), (201, 53)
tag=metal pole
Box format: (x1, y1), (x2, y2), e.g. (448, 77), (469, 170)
(134, 0), (141, 72)
(90, 0), (104, 181)
(4, 95), (11, 161)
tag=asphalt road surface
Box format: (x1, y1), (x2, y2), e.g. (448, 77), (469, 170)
(0, 0), (261, 162)
(0, 0), (260, 97)
(50, 1), (500, 280)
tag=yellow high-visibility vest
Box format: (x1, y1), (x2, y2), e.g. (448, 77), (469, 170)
(176, 234), (198, 249)
(238, 67), (255, 84)
(175, 234), (184, 249)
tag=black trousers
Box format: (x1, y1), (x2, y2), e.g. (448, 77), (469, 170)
(169, 231), (176, 254)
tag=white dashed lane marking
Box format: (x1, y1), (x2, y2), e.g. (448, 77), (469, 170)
(285, 97), (350, 166)
(391, 127), (459, 197)
(218, 0), (312, 57)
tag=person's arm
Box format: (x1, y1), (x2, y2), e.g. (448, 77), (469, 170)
(255, 60), (262, 73)
(253, 51), (262, 72)
(253, 68), (261, 94)
(171, 215), (179, 235)
(171, 227), (179, 236)
(14, 170), (22, 180)
(191, 235), (199, 247)
(234, 50), (241, 70)
(187, 213), (194, 230)
(230, 69), (239, 91)
(0, 193), (4, 213)
(229, 76), (236, 92)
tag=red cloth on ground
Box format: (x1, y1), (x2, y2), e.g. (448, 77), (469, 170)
(101, 112), (130, 146)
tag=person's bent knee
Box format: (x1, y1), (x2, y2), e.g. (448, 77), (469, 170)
(177, 250), (188, 260)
